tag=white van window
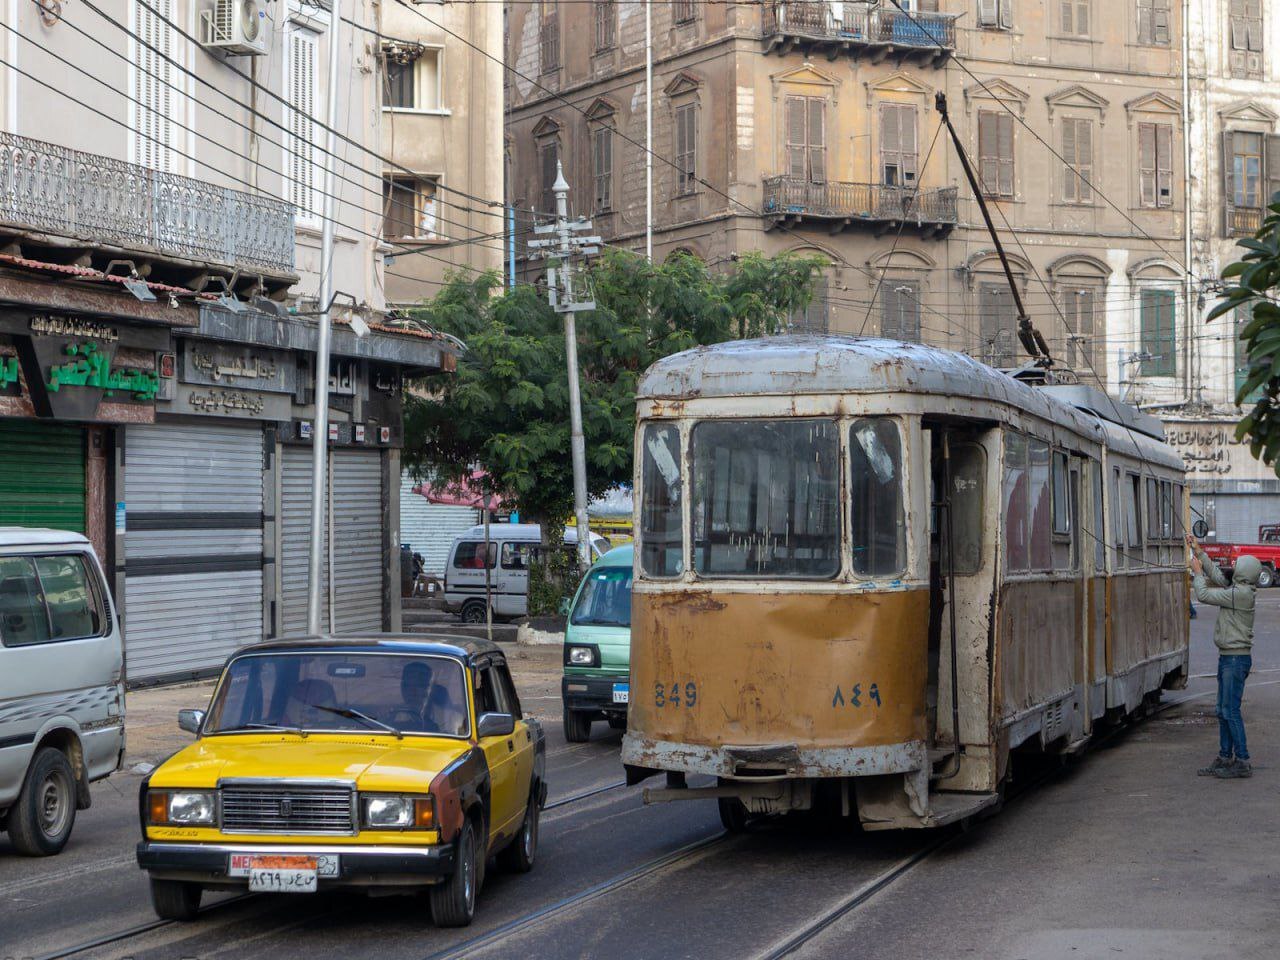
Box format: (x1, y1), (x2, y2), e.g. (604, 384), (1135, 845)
(0, 554), (104, 647)
(453, 541), (496, 570)
(501, 542), (539, 570)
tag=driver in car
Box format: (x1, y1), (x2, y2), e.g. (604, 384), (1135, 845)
(399, 661), (468, 736)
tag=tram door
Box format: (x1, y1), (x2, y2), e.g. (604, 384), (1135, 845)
(926, 426), (993, 784)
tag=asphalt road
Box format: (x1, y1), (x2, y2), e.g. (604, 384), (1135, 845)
(3, 599), (1277, 960)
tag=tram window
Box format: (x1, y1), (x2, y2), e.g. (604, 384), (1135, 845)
(1028, 438), (1052, 571)
(1002, 432), (1030, 573)
(1111, 467), (1125, 569)
(1092, 462), (1105, 571)
(1146, 478), (1161, 543)
(849, 419), (905, 577)
(1051, 450), (1070, 536)
(640, 422), (684, 578)
(691, 419), (840, 578)
(946, 443), (985, 575)
(1160, 480), (1174, 540)
(1126, 473), (1142, 547)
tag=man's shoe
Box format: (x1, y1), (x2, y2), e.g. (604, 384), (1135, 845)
(1199, 756), (1232, 776)
(1214, 759), (1253, 779)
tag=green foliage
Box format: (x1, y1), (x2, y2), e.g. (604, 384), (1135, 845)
(1212, 192), (1280, 473)
(402, 249), (824, 527)
(527, 548), (577, 617)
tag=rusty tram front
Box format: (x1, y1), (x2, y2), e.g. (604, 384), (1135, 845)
(621, 336), (1189, 831)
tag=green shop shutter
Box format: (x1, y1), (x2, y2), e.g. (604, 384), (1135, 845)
(0, 421), (86, 532)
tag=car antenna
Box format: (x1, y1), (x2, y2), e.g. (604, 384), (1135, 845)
(934, 93), (1054, 370)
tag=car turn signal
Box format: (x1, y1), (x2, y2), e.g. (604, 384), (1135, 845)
(414, 797), (435, 830)
(148, 790), (169, 825)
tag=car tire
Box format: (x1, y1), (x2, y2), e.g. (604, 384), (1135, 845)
(460, 600), (487, 624)
(497, 789), (539, 874)
(431, 820), (478, 927)
(7, 747), (77, 856)
(150, 877), (202, 921)
(1259, 566), (1275, 589)
(563, 709), (592, 743)
(718, 798), (751, 834)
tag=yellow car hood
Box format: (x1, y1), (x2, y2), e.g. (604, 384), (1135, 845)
(149, 734), (471, 791)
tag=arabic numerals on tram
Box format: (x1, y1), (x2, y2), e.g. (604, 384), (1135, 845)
(654, 681), (697, 709)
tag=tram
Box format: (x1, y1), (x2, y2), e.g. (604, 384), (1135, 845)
(621, 335), (1188, 831)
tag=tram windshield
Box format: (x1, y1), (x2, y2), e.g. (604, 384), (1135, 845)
(691, 419), (841, 578)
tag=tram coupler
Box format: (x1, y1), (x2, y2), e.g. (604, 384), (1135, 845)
(643, 779), (813, 815)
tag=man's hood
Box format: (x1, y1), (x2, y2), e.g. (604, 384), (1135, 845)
(1234, 554), (1263, 586)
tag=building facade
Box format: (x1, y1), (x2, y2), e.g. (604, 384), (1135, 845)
(506, 0), (1188, 394)
(379, 0), (506, 302)
(1, 0), (453, 683)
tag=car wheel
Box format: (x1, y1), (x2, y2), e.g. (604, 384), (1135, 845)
(7, 747), (77, 856)
(497, 789), (539, 874)
(1259, 567), (1275, 589)
(431, 820), (477, 927)
(460, 600), (487, 624)
(718, 798), (751, 834)
(150, 877), (202, 921)
(562, 709), (592, 743)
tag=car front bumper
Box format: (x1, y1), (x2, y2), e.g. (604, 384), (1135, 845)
(561, 674), (629, 715)
(136, 841), (456, 889)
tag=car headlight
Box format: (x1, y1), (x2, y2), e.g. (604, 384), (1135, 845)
(567, 645), (597, 666)
(148, 790), (216, 826)
(362, 795), (434, 830)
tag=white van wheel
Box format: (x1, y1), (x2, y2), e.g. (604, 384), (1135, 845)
(460, 600), (488, 624)
(8, 747), (77, 856)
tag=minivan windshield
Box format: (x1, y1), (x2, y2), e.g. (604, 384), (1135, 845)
(571, 566), (633, 628)
(205, 653), (470, 738)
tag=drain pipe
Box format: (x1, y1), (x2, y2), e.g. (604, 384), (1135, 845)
(1180, 0), (1195, 406)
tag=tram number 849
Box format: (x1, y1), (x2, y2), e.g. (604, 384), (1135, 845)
(654, 681), (697, 708)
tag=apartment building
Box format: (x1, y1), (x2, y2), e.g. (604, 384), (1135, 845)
(506, 0), (1188, 395)
(379, 0), (506, 302)
(0, 0), (452, 681)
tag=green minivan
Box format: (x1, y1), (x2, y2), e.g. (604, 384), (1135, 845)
(561, 544), (633, 742)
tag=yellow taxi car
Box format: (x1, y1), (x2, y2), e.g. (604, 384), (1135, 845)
(135, 637), (545, 926)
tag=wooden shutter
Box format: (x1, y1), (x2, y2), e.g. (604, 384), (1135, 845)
(594, 127), (612, 212)
(1077, 120), (1093, 203)
(808, 99), (825, 184)
(1156, 123), (1173, 207)
(134, 0), (174, 172)
(980, 283), (1013, 366)
(979, 111), (998, 194)
(996, 113), (1013, 197)
(880, 105), (900, 185)
(1153, 0), (1170, 44)
(881, 284), (902, 339)
(1062, 120), (1078, 203)
(1138, 123), (1156, 207)
(999, 0), (1013, 27)
(1140, 289), (1176, 376)
(978, 0), (998, 26)
(540, 140), (558, 217)
(786, 98), (807, 180)
(287, 29), (319, 225)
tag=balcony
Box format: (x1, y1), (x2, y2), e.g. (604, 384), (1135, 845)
(1227, 205), (1265, 237)
(762, 176), (958, 237)
(762, 3), (956, 65)
(0, 132), (295, 285)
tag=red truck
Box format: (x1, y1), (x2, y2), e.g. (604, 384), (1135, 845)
(1201, 525), (1280, 588)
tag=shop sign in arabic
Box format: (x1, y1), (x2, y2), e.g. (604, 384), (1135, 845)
(1164, 423), (1265, 478)
(47, 342), (159, 401)
(170, 383), (291, 420)
(30, 315), (119, 342)
(180, 341), (295, 393)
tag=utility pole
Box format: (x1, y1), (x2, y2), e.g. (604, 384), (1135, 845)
(645, 0), (653, 261)
(528, 162), (601, 572)
(307, 0), (343, 635)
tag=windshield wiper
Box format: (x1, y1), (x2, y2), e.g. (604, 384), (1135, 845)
(218, 722), (308, 738)
(305, 703), (403, 739)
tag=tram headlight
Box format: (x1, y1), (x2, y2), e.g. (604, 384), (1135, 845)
(565, 644), (599, 667)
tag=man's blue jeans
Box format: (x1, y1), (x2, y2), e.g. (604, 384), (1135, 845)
(1217, 654), (1252, 761)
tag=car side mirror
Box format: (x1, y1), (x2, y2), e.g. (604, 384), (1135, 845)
(1192, 519), (1209, 539)
(477, 712), (515, 738)
(178, 708), (205, 734)
(558, 597), (571, 616)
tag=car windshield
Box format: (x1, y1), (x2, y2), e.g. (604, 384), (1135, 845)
(205, 653), (470, 738)
(571, 566), (633, 628)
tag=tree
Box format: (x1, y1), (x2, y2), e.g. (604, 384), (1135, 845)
(402, 249), (824, 530)
(1209, 196), (1280, 473)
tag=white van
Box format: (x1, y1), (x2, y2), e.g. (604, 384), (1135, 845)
(0, 529), (124, 855)
(442, 524), (611, 622)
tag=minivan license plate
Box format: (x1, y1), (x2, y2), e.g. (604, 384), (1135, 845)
(612, 683), (629, 704)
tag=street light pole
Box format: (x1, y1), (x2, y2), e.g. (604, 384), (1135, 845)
(306, 0), (344, 635)
(529, 163), (601, 572)
(645, 0), (653, 261)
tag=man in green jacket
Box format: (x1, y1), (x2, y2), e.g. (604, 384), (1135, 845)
(1188, 536), (1258, 779)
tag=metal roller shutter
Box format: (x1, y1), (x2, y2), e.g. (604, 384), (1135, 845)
(398, 472), (478, 576)
(0, 421), (85, 532)
(280, 446), (385, 636)
(123, 422), (263, 682)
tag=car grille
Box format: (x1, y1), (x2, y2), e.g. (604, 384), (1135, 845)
(220, 784), (355, 834)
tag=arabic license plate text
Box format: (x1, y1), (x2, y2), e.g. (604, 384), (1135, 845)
(612, 683), (629, 704)
(249, 866), (317, 893)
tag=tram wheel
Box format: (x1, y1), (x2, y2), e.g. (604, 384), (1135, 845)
(717, 797), (750, 833)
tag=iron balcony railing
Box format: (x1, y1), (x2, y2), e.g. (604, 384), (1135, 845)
(0, 132), (295, 274)
(762, 176), (959, 227)
(762, 3), (956, 51)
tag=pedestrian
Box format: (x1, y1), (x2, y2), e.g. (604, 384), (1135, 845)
(1187, 535), (1258, 779)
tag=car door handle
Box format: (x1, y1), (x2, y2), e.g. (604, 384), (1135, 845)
(507, 740), (514, 752)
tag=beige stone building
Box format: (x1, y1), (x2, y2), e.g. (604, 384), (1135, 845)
(505, 0), (1189, 392)
(379, 0), (506, 303)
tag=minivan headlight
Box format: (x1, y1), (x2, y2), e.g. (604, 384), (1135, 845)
(567, 645), (598, 666)
(149, 790), (216, 825)
(362, 795), (434, 830)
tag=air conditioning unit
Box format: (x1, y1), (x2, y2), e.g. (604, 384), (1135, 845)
(201, 0), (270, 57)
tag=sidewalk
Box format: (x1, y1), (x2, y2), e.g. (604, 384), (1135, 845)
(122, 643), (564, 767)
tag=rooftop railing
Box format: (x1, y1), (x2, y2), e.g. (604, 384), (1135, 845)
(762, 3), (956, 54)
